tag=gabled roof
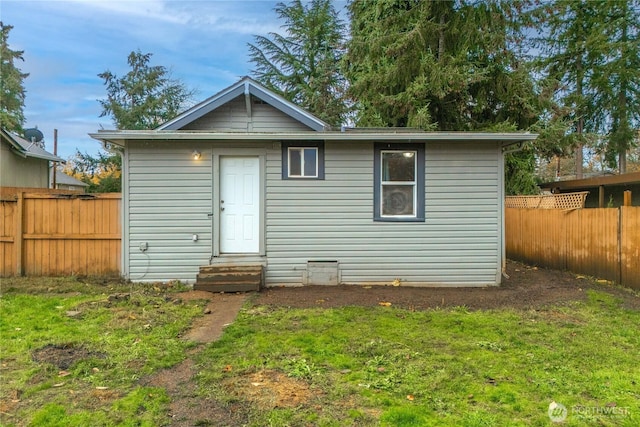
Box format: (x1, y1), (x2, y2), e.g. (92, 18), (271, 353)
(50, 169), (89, 187)
(157, 76), (330, 132)
(1, 128), (64, 162)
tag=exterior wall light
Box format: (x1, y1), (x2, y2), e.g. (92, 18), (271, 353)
(403, 151), (415, 158)
(192, 150), (201, 160)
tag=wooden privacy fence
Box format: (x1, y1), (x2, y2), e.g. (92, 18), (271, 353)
(1, 192), (121, 277)
(506, 207), (640, 289)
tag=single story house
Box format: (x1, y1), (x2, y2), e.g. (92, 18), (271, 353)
(540, 171), (640, 207)
(91, 77), (537, 288)
(1, 128), (64, 188)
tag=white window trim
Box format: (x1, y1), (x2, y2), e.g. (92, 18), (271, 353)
(287, 146), (319, 178)
(380, 150), (417, 218)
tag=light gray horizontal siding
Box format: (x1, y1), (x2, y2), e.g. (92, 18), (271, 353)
(125, 141), (213, 282)
(183, 96), (311, 132)
(124, 138), (502, 286)
(265, 140), (501, 286)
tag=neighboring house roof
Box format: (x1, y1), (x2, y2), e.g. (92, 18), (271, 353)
(1, 128), (64, 162)
(50, 169), (89, 187)
(539, 171), (640, 191)
(157, 76), (331, 131)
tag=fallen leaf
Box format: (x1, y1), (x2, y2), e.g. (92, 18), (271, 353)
(223, 365), (233, 372)
(96, 386), (109, 390)
(363, 286), (372, 289)
(92, 367), (100, 372)
(378, 302), (392, 307)
(129, 314), (137, 320)
(53, 382), (65, 387)
(316, 299), (325, 303)
(251, 382), (263, 387)
(407, 395), (414, 401)
(392, 278), (401, 287)
(58, 371), (71, 377)
(377, 367), (386, 372)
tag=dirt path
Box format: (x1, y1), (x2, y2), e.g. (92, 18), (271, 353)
(141, 292), (248, 426)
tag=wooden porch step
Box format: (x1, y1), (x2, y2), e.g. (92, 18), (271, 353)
(194, 264), (263, 293)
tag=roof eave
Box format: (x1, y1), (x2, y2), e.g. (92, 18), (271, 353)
(90, 130), (538, 147)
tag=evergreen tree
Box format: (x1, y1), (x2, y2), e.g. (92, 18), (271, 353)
(345, 0), (541, 194)
(344, 0), (539, 131)
(0, 22), (29, 133)
(589, 0), (640, 173)
(248, 0), (347, 128)
(98, 50), (194, 130)
(532, 0), (607, 178)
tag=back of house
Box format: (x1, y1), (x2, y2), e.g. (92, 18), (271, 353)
(91, 77), (536, 288)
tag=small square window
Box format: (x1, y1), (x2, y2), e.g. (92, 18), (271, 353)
(282, 141), (324, 180)
(288, 147), (318, 177)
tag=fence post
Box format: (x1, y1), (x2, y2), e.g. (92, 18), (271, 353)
(623, 190), (632, 207)
(14, 192), (24, 276)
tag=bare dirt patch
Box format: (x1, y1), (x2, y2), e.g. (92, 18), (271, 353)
(31, 343), (106, 370)
(254, 260), (640, 311)
(223, 369), (315, 410)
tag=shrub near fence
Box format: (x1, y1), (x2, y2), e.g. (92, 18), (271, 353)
(506, 207), (640, 290)
(0, 192), (121, 277)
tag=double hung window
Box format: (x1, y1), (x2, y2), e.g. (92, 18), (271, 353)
(374, 143), (425, 221)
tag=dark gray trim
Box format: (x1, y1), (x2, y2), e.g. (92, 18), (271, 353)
(247, 85), (327, 131)
(374, 142), (425, 222)
(158, 77), (329, 131)
(281, 141), (325, 180)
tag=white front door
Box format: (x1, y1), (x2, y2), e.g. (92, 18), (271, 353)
(220, 156), (260, 253)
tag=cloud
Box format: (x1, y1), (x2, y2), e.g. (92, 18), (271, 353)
(3, 0), (350, 158)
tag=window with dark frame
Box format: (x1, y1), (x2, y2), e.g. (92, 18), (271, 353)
(282, 141), (325, 180)
(374, 142), (425, 222)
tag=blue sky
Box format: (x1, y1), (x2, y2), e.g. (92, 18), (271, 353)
(2, 0), (347, 159)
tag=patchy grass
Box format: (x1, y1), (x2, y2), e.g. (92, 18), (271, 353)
(0, 277), (206, 426)
(196, 290), (639, 426)
(1, 276), (639, 426)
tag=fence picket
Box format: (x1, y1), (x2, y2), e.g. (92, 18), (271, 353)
(506, 207), (640, 289)
(0, 193), (121, 277)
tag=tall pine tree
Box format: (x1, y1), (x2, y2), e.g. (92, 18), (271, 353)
(589, 0), (640, 173)
(248, 0), (348, 128)
(344, 0), (539, 131)
(98, 50), (194, 130)
(0, 22), (29, 133)
(345, 0), (541, 194)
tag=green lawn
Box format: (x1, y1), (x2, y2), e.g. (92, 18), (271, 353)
(1, 277), (638, 426)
